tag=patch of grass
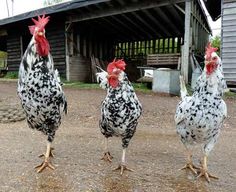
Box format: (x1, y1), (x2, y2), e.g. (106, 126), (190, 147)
(224, 90), (236, 99)
(133, 83), (152, 93)
(63, 81), (152, 93)
(63, 81), (100, 89)
(4, 72), (18, 79)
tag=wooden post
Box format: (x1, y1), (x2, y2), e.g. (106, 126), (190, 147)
(77, 34), (80, 55)
(83, 37), (87, 57)
(153, 39), (156, 54)
(172, 37), (175, 53)
(182, 0), (191, 83)
(167, 38), (170, 53)
(162, 38), (165, 53)
(20, 36), (23, 57)
(128, 42), (131, 57)
(65, 23), (73, 81)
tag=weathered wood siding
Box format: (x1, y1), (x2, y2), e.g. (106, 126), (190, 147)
(222, 0), (236, 82)
(69, 56), (90, 82)
(7, 35), (21, 71)
(6, 24), (66, 76)
(47, 26), (66, 77)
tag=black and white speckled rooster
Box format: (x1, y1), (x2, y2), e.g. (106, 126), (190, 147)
(17, 15), (67, 173)
(96, 59), (142, 175)
(175, 43), (227, 182)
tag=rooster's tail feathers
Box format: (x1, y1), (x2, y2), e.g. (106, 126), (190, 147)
(179, 75), (188, 99)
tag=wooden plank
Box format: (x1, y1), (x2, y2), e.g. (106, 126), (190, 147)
(147, 53), (180, 66)
(223, 20), (236, 27)
(223, 14), (236, 21)
(223, 31), (236, 37)
(181, 0), (191, 83)
(223, 7), (236, 15)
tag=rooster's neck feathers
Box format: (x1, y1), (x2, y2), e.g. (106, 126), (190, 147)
(194, 66), (226, 97)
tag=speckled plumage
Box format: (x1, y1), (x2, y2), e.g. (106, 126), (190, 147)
(97, 71), (142, 148)
(175, 54), (227, 155)
(17, 36), (67, 143)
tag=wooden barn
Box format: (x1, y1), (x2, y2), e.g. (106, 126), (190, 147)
(0, 0), (212, 82)
(204, 0), (236, 84)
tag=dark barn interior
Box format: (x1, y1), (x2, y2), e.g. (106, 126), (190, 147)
(0, 0), (211, 82)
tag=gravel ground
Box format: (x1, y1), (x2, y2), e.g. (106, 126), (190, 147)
(0, 81), (236, 192)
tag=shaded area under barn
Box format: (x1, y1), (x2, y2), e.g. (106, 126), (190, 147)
(0, 0), (211, 83)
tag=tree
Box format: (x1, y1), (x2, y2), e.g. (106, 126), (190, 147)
(43, 0), (65, 6)
(210, 35), (221, 54)
(5, 0), (14, 17)
(11, 0), (14, 16)
(5, 0), (9, 16)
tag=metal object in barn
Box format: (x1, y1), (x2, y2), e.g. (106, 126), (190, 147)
(152, 68), (180, 95)
(191, 67), (202, 90)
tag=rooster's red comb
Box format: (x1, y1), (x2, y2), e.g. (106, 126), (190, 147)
(205, 43), (218, 60)
(29, 15), (50, 35)
(107, 59), (126, 74)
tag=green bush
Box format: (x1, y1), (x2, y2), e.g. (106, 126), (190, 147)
(4, 72), (18, 79)
(210, 35), (221, 55)
(0, 51), (7, 58)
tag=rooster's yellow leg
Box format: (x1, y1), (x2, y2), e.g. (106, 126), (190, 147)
(35, 142), (55, 173)
(197, 155), (219, 182)
(113, 148), (134, 175)
(101, 138), (113, 162)
(38, 147), (55, 158)
(181, 150), (199, 175)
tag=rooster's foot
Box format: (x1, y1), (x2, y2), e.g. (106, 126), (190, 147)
(113, 164), (134, 175)
(180, 162), (199, 175)
(101, 152), (113, 162)
(197, 168), (219, 182)
(38, 147), (55, 158)
(35, 160), (55, 173)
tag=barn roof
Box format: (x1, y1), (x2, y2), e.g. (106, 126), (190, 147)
(0, 0), (211, 41)
(203, 0), (221, 21)
(0, 0), (109, 26)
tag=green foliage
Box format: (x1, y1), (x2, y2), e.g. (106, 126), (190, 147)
(0, 60), (4, 68)
(4, 72), (18, 79)
(210, 35), (221, 55)
(43, 0), (64, 6)
(132, 83), (152, 93)
(0, 51), (7, 59)
(224, 90), (236, 99)
(0, 51), (7, 58)
(0, 52), (7, 68)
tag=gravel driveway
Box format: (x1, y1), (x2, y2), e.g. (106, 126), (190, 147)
(0, 81), (236, 192)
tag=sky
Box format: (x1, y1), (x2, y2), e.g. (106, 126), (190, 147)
(0, 0), (44, 19)
(0, 0), (221, 36)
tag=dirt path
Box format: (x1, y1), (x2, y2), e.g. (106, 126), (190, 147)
(0, 81), (236, 192)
